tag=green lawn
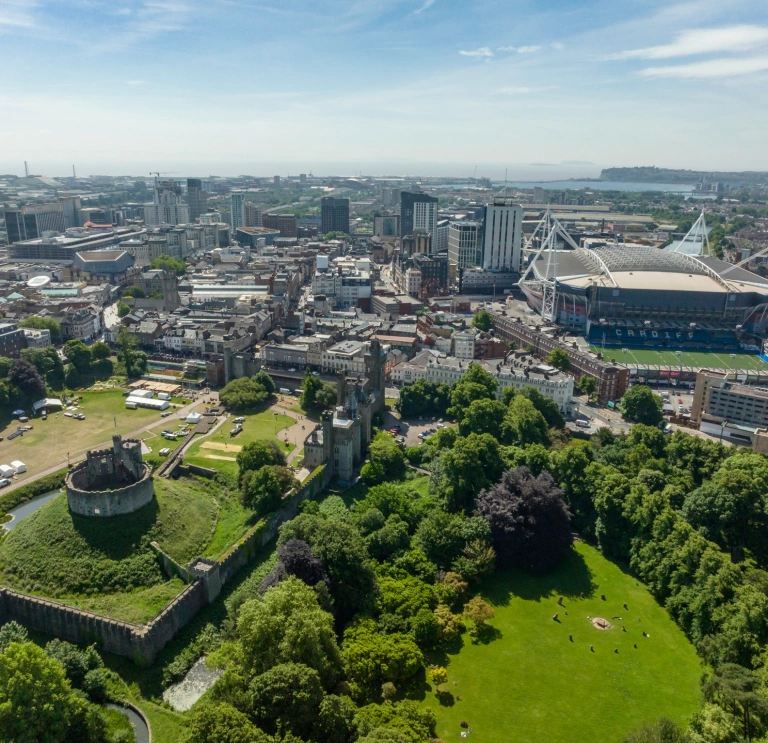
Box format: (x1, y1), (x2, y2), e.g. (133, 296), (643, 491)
(0, 476), (256, 623)
(423, 541), (702, 743)
(184, 408), (295, 478)
(0, 387), (159, 475)
(590, 346), (768, 371)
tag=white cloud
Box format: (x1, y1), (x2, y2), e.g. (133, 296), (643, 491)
(551, 42), (563, 51)
(496, 86), (553, 94)
(0, 0), (36, 28)
(498, 45), (541, 54)
(459, 47), (493, 57)
(640, 55), (768, 78)
(413, 0), (435, 14)
(612, 25), (768, 60)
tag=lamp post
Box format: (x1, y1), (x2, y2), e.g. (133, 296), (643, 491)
(730, 353), (737, 382)
(274, 411), (278, 437)
(675, 351), (682, 390)
(622, 347), (628, 367)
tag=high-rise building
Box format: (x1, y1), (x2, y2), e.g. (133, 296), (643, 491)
(60, 196), (81, 228)
(448, 221), (482, 271)
(263, 213), (297, 238)
(400, 191), (438, 239)
(435, 219), (449, 254)
(144, 180), (189, 226)
(186, 178), (208, 222)
(374, 215), (399, 238)
(245, 202), (262, 227)
(3, 203), (65, 242)
(230, 190), (246, 230)
(482, 198), (524, 271)
(321, 197), (350, 235)
(413, 199), (438, 236)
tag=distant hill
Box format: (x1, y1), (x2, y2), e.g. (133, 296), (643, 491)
(600, 166), (768, 186)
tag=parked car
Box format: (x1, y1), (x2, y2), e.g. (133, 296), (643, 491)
(0, 479), (9, 488)
(161, 411), (172, 417)
(233, 417), (245, 423)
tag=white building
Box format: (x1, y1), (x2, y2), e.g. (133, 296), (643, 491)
(453, 330), (476, 359)
(448, 221), (481, 271)
(143, 181), (189, 226)
(405, 268), (422, 297)
(413, 200), (438, 236)
(230, 190), (246, 230)
(23, 328), (51, 348)
(321, 340), (367, 374)
(482, 198), (524, 271)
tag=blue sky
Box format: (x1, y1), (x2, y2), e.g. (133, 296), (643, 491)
(1, 0), (767, 177)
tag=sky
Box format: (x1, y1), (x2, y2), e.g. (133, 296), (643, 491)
(1, 0), (768, 178)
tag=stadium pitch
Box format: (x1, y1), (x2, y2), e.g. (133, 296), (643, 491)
(589, 347), (768, 371)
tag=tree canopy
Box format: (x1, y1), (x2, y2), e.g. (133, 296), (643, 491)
(546, 348), (571, 372)
(620, 384), (663, 426)
(220, 376), (270, 411)
(149, 254), (187, 274)
(18, 315), (62, 342)
(472, 310), (492, 332)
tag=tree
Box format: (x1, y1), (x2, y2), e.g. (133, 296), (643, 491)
(354, 700), (436, 743)
(149, 255), (186, 275)
(63, 340), (92, 373)
(447, 363), (498, 420)
(519, 386), (565, 429)
(687, 704), (741, 743)
(275, 539), (328, 587)
(397, 379), (450, 419)
(122, 286), (145, 298)
(414, 510), (465, 568)
(315, 694), (357, 743)
(236, 440), (285, 479)
(64, 364), (81, 389)
(472, 310), (492, 332)
(500, 395), (550, 447)
(475, 466), (573, 573)
(116, 328), (146, 378)
(300, 370), (323, 409)
(90, 341), (111, 360)
(0, 356), (12, 378)
(279, 513), (377, 621)
(117, 302), (131, 318)
(458, 398), (507, 437)
(546, 348), (571, 372)
(577, 375), (597, 400)
(0, 643), (80, 743)
(252, 370), (275, 394)
(8, 358), (46, 397)
(622, 718), (687, 743)
(182, 701), (270, 743)
(236, 577), (342, 689)
(317, 382), (338, 409)
(619, 384), (663, 426)
(429, 665), (448, 687)
(241, 465), (284, 513)
(19, 315), (62, 342)
(220, 377), (269, 411)
(0, 621), (28, 652)
(367, 432), (406, 482)
(437, 433), (505, 512)
(323, 231), (347, 241)
(463, 596), (495, 635)
(21, 347), (63, 382)
(703, 664), (768, 741)
(342, 619), (424, 698)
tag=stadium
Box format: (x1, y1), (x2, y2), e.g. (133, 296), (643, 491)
(519, 214), (768, 355)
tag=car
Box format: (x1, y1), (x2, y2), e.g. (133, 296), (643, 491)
(76, 414), (85, 420)
(288, 367), (297, 372)
(0, 479), (9, 488)
(437, 423), (444, 428)
(162, 429), (172, 435)
(678, 398), (683, 404)
(19, 416), (28, 422)
(575, 419), (590, 428)
(418, 416), (423, 421)
(161, 411), (172, 417)
(41, 413), (47, 420)
(233, 417), (245, 423)
(678, 405), (684, 412)
(312, 371), (320, 376)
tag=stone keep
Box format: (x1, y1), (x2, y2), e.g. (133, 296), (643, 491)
(66, 435), (154, 517)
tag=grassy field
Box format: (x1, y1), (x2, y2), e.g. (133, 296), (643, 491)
(0, 388), (160, 475)
(184, 408), (295, 478)
(423, 541), (702, 743)
(590, 346), (768, 371)
(0, 476), (256, 623)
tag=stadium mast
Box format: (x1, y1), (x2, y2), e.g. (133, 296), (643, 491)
(673, 211), (710, 256)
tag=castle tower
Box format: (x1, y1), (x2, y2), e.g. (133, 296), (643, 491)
(365, 339), (385, 394)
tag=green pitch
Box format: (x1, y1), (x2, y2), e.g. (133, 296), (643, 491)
(423, 542), (701, 743)
(590, 346), (768, 370)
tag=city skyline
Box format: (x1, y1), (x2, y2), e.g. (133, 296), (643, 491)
(1, 0), (767, 175)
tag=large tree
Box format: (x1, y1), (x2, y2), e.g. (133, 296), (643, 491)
(500, 395), (550, 447)
(518, 385), (565, 430)
(397, 379), (450, 419)
(472, 310), (492, 332)
(182, 701), (270, 743)
(619, 384), (663, 426)
(19, 315), (62, 342)
(149, 254), (186, 274)
(546, 348), (571, 372)
(236, 440), (286, 480)
(240, 465), (284, 514)
(21, 346), (64, 382)
(447, 363), (498, 420)
(220, 377), (269, 411)
(475, 466), (573, 573)
(63, 340), (92, 372)
(362, 432), (406, 485)
(7, 358), (46, 398)
(458, 398), (507, 437)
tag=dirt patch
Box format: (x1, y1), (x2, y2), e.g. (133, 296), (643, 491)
(204, 454), (237, 462)
(200, 441), (242, 452)
(591, 617), (612, 630)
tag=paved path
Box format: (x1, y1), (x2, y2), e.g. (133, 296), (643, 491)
(272, 400), (315, 465)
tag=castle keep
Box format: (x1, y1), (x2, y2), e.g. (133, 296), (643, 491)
(66, 435), (154, 517)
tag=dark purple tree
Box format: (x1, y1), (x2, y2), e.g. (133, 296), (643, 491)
(8, 359), (46, 398)
(278, 539), (328, 587)
(475, 466), (573, 573)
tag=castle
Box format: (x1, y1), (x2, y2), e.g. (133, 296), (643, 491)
(66, 435), (154, 517)
(303, 339), (385, 485)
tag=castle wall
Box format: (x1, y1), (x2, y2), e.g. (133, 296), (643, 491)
(67, 462), (154, 517)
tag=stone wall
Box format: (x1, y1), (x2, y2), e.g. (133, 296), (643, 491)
(66, 462), (154, 518)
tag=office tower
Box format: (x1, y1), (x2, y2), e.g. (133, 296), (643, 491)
(413, 199), (438, 236)
(321, 197), (350, 234)
(60, 196), (81, 228)
(374, 215), (399, 237)
(448, 221), (482, 270)
(262, 213), (297, 238)
(435, 220), (449, 254)
(186, 178), (208, 222)
(400, 191), (438, 239)
(245, 202), (263, 227)
(144, 180), (189, 226)
(3, 203), (65, 242)
(230, 190), (246, 230)
(482, 198), (524, 271)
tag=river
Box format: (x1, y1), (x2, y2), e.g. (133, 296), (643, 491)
(2, 489), (62, 531)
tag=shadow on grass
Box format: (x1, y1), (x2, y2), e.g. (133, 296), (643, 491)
(482, 547), (597, 607)
(70, 498), (159, 560)
(470, 624), (502, 645)
(436, 690), (455, 706)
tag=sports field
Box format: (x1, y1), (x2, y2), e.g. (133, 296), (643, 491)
(424, 541), (702, 743)
(590, 346), (768, 371)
